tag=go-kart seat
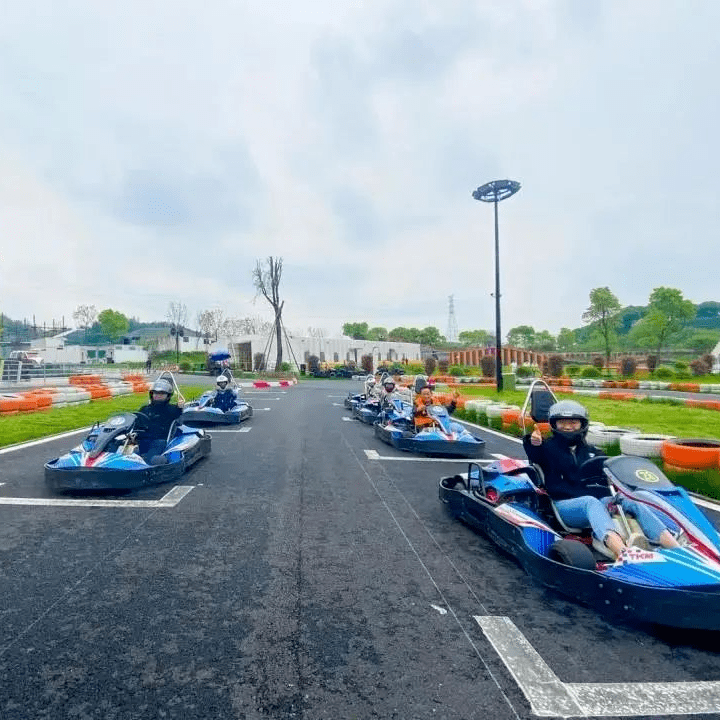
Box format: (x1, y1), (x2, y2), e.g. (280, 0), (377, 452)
(530, 388), (556, 423)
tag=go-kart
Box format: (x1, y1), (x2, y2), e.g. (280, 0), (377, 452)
(45, 411), (211, 492)
(181, 370), (252, 426)
(374, 402), (486, 458)
(438, 452), (720, 630)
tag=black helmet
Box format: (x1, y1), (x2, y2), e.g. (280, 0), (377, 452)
(149, 378), (173, 403)
(548, 400), (589, 444)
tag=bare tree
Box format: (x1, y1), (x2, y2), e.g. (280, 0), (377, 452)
(196, 308), (225, 342)
(167, 302), (188, 328)
(253, 257), (284, 368)
(72, 304), (98, 330)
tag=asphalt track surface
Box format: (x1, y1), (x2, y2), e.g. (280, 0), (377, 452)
(1, 379), (720, 720)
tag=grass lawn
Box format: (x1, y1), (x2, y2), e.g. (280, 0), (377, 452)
(0, 385), (209, 448)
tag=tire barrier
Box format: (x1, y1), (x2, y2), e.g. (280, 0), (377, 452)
(661, 438), (720, 471)
(586, 426), (639, 448)
(619, 433), (676, 458)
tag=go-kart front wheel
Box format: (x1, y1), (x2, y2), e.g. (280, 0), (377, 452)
(549, 539), (596, 570)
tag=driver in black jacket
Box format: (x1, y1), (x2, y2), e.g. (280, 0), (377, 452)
(137, 378), (184, 464)
(523, 400), (678, 559)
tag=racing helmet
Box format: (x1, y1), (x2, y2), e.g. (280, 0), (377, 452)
(383, 376), (396, 391)
(548, 400), (589, 444)
(149, 378), (173, 403)
(216, 377), (229, 392)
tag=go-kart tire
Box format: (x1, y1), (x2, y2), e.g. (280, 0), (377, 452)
(549, 539), (596, 570)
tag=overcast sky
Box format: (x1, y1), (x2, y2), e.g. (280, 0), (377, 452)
(1, 1), (718, 339)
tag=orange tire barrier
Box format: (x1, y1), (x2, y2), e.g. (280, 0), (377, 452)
(661, 438), (720, 470)
(0, 396), (21, 413)
(17, 396), (38, 412)
(501, 408), (522, 425)
(69, 375), (103, 385)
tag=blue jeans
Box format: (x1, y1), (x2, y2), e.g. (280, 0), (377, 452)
(554, 496), (669, 543)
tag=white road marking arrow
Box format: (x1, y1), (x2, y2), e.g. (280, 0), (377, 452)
(475, 615), (720, 717)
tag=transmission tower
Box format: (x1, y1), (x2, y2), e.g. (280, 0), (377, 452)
(446, 295), (458, 343)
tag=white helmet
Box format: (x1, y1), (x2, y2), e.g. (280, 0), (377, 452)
(216, 377), (229, 392)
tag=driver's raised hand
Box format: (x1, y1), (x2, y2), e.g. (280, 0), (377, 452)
(530, 426), (542, 446)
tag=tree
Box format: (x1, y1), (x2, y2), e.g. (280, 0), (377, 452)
(342, 322), (369, 340)
(367, 326), (388, 341)
(197, 309), (225, 342)
(419, 326), (445, 346)
(582, 287), (622, 371)
(506, 325), (535, 348)
(253, 256), (285, 369)
(687, 329), (720, 354)
(73, 304), (98, 341)
(458, 329), (493, 347)
(388, 326), (412, 342)
(556, 328), (576, 352)
(630, 287), (696, 359)
(166, 301), (188, 329)
(97, 309), (129, 343)
(531, 330), (556, 352)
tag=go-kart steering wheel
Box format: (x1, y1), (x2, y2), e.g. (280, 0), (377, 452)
(133, 411), (151, 431)
(578, 455), (608, 484)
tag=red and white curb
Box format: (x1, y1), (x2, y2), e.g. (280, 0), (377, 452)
(239, 379), (298, 388)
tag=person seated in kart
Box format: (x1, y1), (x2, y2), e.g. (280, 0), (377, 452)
(136, 378), (185, 464)
(378, 376), (399, 412)
(523, 400), (679, 559)
(210, 375), (237, 412)
(413, 385), (460, 431)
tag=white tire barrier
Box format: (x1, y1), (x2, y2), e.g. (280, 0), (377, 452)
(586, 426), (638, 447)
(619, 433), (677, 458)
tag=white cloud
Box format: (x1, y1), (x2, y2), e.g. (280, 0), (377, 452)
(0, 0), (718, 339)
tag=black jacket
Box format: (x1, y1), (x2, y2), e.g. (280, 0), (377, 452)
(211, 390), (237, 412)
(522, 433), (606, 501)
(137, 401), (183, 441)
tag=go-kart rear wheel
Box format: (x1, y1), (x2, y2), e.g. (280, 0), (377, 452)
(549, 539), (596, 570)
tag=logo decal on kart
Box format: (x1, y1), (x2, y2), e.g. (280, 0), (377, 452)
(635, 468), (660, 483)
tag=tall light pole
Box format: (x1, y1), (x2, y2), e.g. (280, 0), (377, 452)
(472, 179), (521, 392)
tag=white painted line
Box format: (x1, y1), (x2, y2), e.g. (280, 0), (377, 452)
(256, 407), (271, 411)
(0, 427), (92, 455)
(430, 604), (447, 615)
(363, 449), (500, 463)
(342, 417), (354, 422)
(0, 485), (194, 509)
(212, 426), (253, 433)
(332, 402), (345, 407)
(475, 615), (720, 717)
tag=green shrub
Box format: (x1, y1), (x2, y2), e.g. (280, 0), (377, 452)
(476, 410), (488, 426)
(565, 365), (581, 377)
(515, 365), (535, 378)
(463, 408), (477, 424)
(654, 366), (675, 380)
(592, 355), (604, 370)
(619, 356), (637, 378)
(480, 355), (496, 377)
(580, 366), (601, 378)
(488, 416), (503, 430)
(406, 362), (424, 374)
(179, 361), (192, 373)
(547, 354), (564, 377)
(646, 355), (658, 373)
(449, 365), (464, 377)
(424, 356), (437, 376)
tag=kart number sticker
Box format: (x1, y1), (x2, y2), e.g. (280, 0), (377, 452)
(635, 468), (660, 483)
